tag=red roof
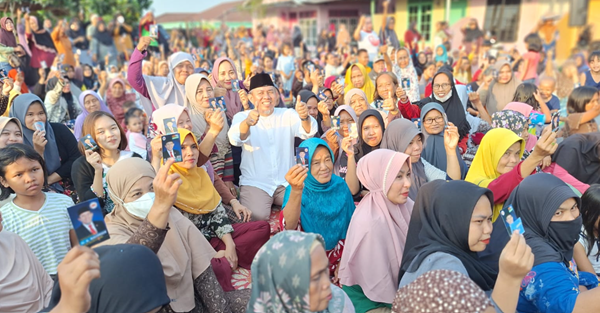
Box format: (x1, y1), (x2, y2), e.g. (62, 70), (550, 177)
(155, 1), (250, 24)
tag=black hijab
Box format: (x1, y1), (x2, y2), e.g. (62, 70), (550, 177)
(399, 180), (497, 291)
(93, 21), (115, 46)
(30, 17), (56, 52)
(417, 70), (471, 139)
(48, 244), (171, 313)
(355, 109), (385, 162)
(552, 132), (600, 185)
(299, 89), (323, 136)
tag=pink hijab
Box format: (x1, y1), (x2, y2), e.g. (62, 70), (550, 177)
(210, 57), (243, 120)
(503, 101), (538, 151)
(339, 149), (414, 304)
(106, 78), (136, 128)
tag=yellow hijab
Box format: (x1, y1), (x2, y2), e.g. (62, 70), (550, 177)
(169, 129), (221, 214)
(344, 63), (375, 103)
(465, 128), (525, 220)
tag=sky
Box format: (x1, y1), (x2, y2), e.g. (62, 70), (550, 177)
(151, 0), (239, 16)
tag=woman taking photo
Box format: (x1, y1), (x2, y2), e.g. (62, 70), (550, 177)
(71, 111), (139, 214)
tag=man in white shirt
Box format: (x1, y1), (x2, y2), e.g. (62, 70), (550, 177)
(324, 53), (345, 77)
(353, 15), (381, 64)
(228, 73), (318, 220)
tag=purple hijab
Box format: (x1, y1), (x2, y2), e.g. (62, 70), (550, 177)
(75, 91), (113, 139)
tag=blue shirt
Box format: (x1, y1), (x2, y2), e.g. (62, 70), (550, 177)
(517, 260), (598, 313)
(545, 95), (561, 111)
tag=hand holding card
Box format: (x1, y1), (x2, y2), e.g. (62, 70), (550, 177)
(80, 134), (99, 151)
(162, 134), (183, 162)
(295, 147), (309, 168)
(500, 205), (525, 236)
(67, 198), (110, 247)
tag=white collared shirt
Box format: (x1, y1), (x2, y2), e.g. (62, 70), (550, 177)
(228, 108), (317, 196)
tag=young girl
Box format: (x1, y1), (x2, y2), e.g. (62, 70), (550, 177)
(575, 185), (600, 275)
(580, 51), (600, 89)
(562, 86), (600, 136)
(71, 111), (140, 214)
(0, 144), (76, 277)
(124, 109), (147, 160)
(520, 34), (543, 83)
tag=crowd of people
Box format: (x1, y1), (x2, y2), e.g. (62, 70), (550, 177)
(1, 5), (600, 313)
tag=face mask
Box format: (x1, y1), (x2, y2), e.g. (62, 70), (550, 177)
(434, 89), (452, 103)
(124, 192), (155, 219)
(547, 215), (582, 262)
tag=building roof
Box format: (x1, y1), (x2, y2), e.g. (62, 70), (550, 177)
(155, 1), (250, 24)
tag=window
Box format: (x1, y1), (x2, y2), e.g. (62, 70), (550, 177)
(299, 16), (317, 47)
(407, 2), (432, 41)
(329, 16), (359, 40)
(483, 0), (521, 42)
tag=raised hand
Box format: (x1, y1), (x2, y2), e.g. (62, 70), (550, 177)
(136, 36), (154, 52)
(245, 109), (260, 127)
(53, 246), (101, 313)
(285, 164), (308, 191)
(498, 231), (534, 280)
(444, 121), (460, 151)
(205, 109), (224, 134)
(84, 150), (103, 172)
(295, 95), (309, 120)
(382, 91), (397, 112)
(152, 158), (183, 212)
(532, 126), (558, 158)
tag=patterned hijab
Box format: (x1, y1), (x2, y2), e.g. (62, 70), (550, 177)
(248, 231), (347, 313)
(491, 110), (528, 135)
(392, 270), (491, 313)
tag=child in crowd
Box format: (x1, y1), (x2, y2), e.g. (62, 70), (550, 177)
(520, 34), (543, 83)
(124, 109), (148, 160)
(0, 144), (76, 277)
(580, 51), (600, 88)
(538, 76), (561, 112)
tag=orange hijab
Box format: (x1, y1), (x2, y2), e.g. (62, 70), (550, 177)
(8, 69), (28, 94)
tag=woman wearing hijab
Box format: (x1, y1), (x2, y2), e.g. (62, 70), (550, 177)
(466, 127), (557, 220)
(552, 132), (600, 185)
(44, 77), (82, 123)
(184, 73), (235, 185)
(502, 101), (538, 151)
(339, 149), (413, 312)
(419, 103), (467, 178)
(101, 157), (250, 313)
(74, 90), (113, 139)
(322, 105), (358, 179)
(210, 57), (247, 121)
(398, 180), (533, 313)
(478, 61), (522, 116)
(3, 68), (29, 115)
(0, 17), (21, 73)
(89, 20), (117, 68)
(506, 174), (600, 312)
(344, 88), (370, 117)
(0, 116), (22, 149)
(298, 89), (328, 137)
(344, 63), (375, 103)
(381, 118), (461, 200)
(128, 37), (194, 110)
(24, 14), (57, 78)
(105, 78), (136, 128)
(434, 45), (448, 65)
(10, 94), (80, 200)
(281, 138), (356, 282)
(81, 64), (99, 92)
(247, 231), (355, 313)
(0, 212), (54, 313)
(50, 20), (75, 67)
(169, 128), (270, 292)
(392, 48), (420, 103)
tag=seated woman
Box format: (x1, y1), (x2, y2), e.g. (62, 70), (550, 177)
(102, 157), (250, 313)
(0, 117), (22, 149)
(502, 101), (538, 151)
(344, 89), (370, 117)
(420, 103), (467, 178)
(209, 57), (248, 120)
(10, 93), (80, 201)
(510, 174), (600, 312)
(74, 90), (113, 139)
(321, 105), (358, 180)
(0, 211), (53, 313)
(553, 132), (600, 185)
(381, 118), (461, 200)
(344, 64), (375, 104)
(562, 86), (600, 136)
(247, 231), (355, 313)
(280, 138), (356, 283)
(299, 90), (328, 138)
(104, 78), (136, 128)
(392, 48), (420, 103)
(478, 61), (521, 116)
(169, 129), (270, 291)
(44, 77), (82, 124)
(575, 185), (600, 276)
(72, 111), (140, 214)
(371, 72), (403, 125)
(339, 149), (414, 312)
(345, 109), (386, 196)
(399, 180), (534, 313)
(465, 127), (556, 221)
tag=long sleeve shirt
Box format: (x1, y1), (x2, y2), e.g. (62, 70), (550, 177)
(227, 108), (317, 196)
(127, 48), (151, 100)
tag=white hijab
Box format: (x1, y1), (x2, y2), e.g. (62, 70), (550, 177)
(144, 52), (194, 108)
(184, 73), (229, 145)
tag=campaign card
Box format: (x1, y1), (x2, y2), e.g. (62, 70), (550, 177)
(331, 116), (340, 130)
(318, 90), (328, 101)
(401, 77), (411, 89)
(411, 118), (421, 130)
(80, 134), (98, 151)
(374, 99), (384, 110)
(337, 77), (345, 88)
(443, 112), (449, 127)
(209, 96), (227, 112)
(149, 24), (159, 38)
(34, 121), (45, 132)
(466, 84), (473, 95)
(163, 117), (178, 134)
(295, 147), (309, 168)
(67, 198), (110, 247)
(40, 60), (47, 69)
(551, 111), (561, 132)
(349, 123), (358, 139)
(499, 205), (525, 235)
(231, 79), (240, 92)
(162, 133), (182, 162)
(307, 63), (315, 72)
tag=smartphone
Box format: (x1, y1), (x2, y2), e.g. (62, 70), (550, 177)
(499, 205), (525, 235)
(551, 111), (561, 132)
(80, 134), (99, 151)
(67, 198), (110, 247)
(161, 134), (182, 162)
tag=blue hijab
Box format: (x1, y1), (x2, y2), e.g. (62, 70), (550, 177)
(435, 45), (448, 64)
(282, 138), (356, 250)
(421, 103), (468, 178)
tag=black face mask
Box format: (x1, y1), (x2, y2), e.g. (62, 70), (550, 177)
(547, 215), (582, 263)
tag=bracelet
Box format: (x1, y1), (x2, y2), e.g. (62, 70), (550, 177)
(90, 186), (100, 197)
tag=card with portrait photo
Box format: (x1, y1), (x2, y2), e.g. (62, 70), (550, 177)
(349, 123), (358, 139)
(67, 198), (110, 247)
(209, 96), (227, 112)
(499, 205), (525, 236)
(163, 117), (178, 134)
(149, 24), (159, 38)
(162, 134), (182, 162)
(551, 111), (561, 132)
(231, 79), (241, 92)
(80, 134), (99, 151)
(34, 121), (45, 132)
(331, 116), (340, 130)
(295, 147), (309, 168)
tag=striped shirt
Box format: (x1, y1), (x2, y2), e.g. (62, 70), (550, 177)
(0, 192), (74, 275)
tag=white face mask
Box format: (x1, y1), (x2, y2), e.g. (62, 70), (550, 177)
(123, 192), (155, 219)
(434, 89), (453, 103)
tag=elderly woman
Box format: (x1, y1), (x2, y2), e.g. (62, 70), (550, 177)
(478, 61), (522, 115)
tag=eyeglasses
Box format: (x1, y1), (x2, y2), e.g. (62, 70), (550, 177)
(423, 116), (444, 125)
(432, 83), (451, 90)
